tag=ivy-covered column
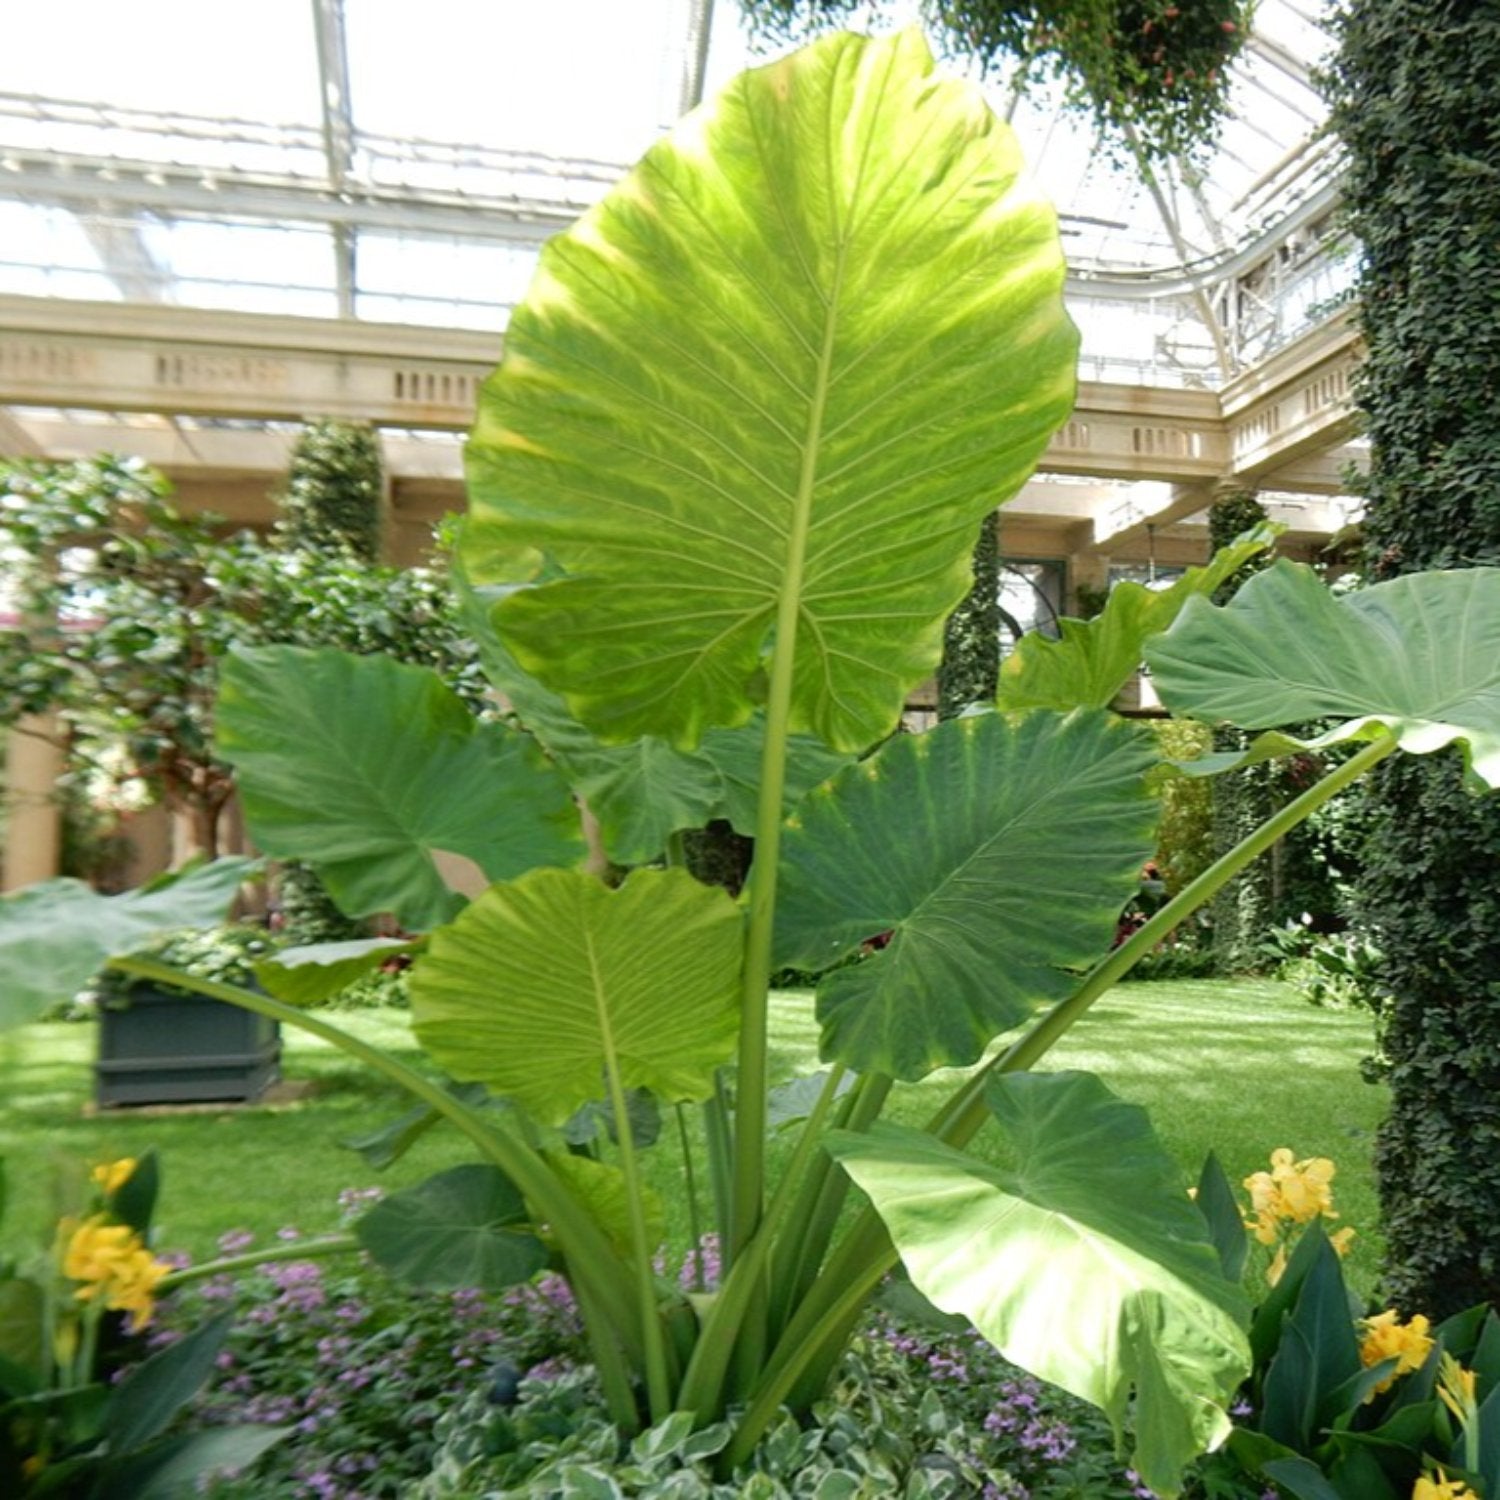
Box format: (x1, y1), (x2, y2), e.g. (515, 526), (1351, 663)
(1205, 490), (1274, 972)
(274, 420), (385, 943)
(1328, 0), (1500, 1315)
(937, 517), (1001, 720)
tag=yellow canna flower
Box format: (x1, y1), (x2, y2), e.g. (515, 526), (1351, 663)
(91, 1158), (137, 1196)
(1361, 1309), (1434, 1395)
(1266, 1244), (1288, 1288)
(1413, 1468), (1477, 1499)
(1329, 1226), (1357, 1258)
(62, 1216), (137, 1285)
(1437, 1354), (1477, 1424)
(61, 1214), (169, 1330)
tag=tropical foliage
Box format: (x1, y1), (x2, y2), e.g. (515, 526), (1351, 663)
(3, 30), (1500, 1498)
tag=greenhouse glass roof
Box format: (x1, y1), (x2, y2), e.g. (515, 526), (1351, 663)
(0, 0), (1344, 385)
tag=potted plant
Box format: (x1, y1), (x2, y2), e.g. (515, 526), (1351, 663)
(88, 925), (281, 1107)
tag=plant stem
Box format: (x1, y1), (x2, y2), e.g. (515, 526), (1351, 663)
(704, 1074), (735, 1262)
(677, 1064), (847, 1420)
(732, 253), (845, 1261)
(736, 731), (1403, 1455)
(575, 1278), (642, 1432)
(158, 1235), (360, 1292)
(675, 1105), (707, 1292)
(600, 1025), (673, 1421)
(107, 957), (642, 1360)
(768, 1072), (891, 1336)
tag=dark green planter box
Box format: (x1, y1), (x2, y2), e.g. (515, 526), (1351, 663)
(95, 987), (281, 1108)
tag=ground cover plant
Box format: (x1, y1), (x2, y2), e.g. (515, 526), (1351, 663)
(4, 28), (1500, 1497)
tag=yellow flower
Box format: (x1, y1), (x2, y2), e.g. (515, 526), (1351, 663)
(1361, 1309), (1434, 1395)
(1437, 1355), (1477, 1424)
(1329, 1226), (1357, 1258)
(91, 1158), (137, 1196)
(1266, 1244), (1288, 1288)
(1413, 1468), (1477, 1499)
(62, 1216), (137, 1284)
(1243, 1148), (1340, 1250)
(60, 1214), (169, 1331)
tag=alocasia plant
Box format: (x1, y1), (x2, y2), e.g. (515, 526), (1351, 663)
(4, 29), (1500, 1496)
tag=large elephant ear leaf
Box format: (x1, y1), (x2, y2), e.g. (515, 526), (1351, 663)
(1145, 563), (1500, 789)
(216, 647), (583, 931)
(827, 1071), (1250, 1498)
(458, 573), (848, 862)
(462, 28), (1077, 752)
(997, 529), (1277, 712)
(0, 859), (254, 1030)
(775, 711), (1158, 1080)
(411, 867), (742, 1124)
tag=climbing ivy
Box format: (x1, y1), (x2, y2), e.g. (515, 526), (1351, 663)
(1204, 491), (1274, 972)
(936, 520), (1001, 719)
(1327, 0), (1500, 1316)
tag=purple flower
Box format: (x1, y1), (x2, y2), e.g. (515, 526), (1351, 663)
(218, 1228), (255, 1255)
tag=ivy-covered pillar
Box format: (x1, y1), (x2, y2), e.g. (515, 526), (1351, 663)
(1205, 489), (1274, 972)
(1328, 0), (1500, 1316)
(274, 419), (385, 943)
(937, 516), (1001, 720)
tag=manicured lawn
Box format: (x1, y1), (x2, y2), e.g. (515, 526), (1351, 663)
(1, 978), (1386, 1296)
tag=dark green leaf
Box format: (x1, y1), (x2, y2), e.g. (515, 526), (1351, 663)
(0, 1279), (43, 1385)
(109, 1151), (159, 1237)
(355, 1164), (547, 1292)
(216, 647), (583, 930)
(105, 1425), (288, 1499)
(1260, 1240), (1362, 1451)
(766, 1071), (855, 1130)
(1195, 1152), (1250, 1284)
(776, 711), (1157, 1080)
(1261, 1456), (1346, 1500)
(105, 1313), (233, 1453)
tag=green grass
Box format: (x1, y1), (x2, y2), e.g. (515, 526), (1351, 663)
(0, 978), (1386, 1296)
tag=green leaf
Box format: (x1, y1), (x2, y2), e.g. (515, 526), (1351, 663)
(542, 1152), (666, 1263)
(109, 1150), (159, 1237)
(997, 531), (1277, 712)
(1260, 1239), (1363, 1451)
(1146, 563), (1500, 789)
(411, 867), (742, 1125)
(766, 1071), (855, 1130)
(339, 1081), (490, 1171)
(105, 1313), (233, 1453)
(826, 1072), (1250, 1497)
(1262, 1456), (1352, 1500)
(216, 647), (583, 930)
(1250, 1217), (1330, 1369)
(105, 1425), (288, 1499)
(1194, 1152), (1250, 1284)
(254, 938), (421, 1008)
(354, 1164), (547, 1292)
(0, 859), (254, 1030)
(461, 576), (847, 862)
(1475, 1378), (1500, 1495)
(461, 29), (1077, 752)
(776, 711), (1158, 1080)
(0, 1278), (43, 1384)
(562, 1088), (662, 1150)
